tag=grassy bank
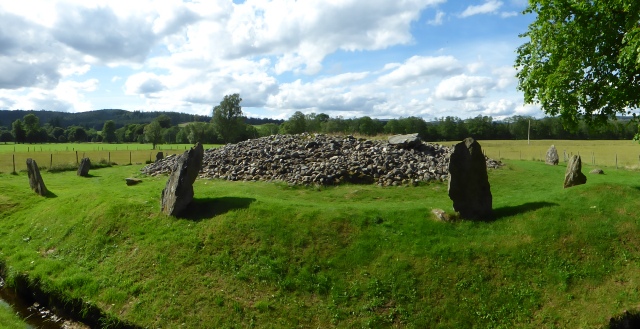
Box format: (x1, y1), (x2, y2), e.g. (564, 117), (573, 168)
(0, 160), (639, 327)
(0, 302), (26, 328)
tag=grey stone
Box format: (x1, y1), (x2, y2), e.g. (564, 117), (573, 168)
(125, 178), (142, 186)
(545, 145), (559, 165)
(564, 155), (587, 188)
(77, 157), (91, 176)
(447, 137), (493, 220)
(388, 133), (421, 148)
(161, 143), (204, 216)
(26, 158), (47, 196)
(156, 152), (164, 162)
(431, 209), (450, 221)
(590, 168), (604, 174)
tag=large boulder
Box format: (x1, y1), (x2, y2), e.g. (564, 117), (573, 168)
(447, 137), (493, 220)
(545, 145), (559, 165)
(26, 158), (48, 196)
(161, 143), (204, 216)
(388, 133), (421, 148)
(77, 157), (91, 176)
(564, 155), (587, 188)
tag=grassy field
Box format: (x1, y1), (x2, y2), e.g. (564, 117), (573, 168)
(0, 143), (219, 173)
(0, 157), (640, 327)
(479, 139), (640, 169)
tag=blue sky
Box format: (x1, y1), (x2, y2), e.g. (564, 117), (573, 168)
(0, 0), (539, 120)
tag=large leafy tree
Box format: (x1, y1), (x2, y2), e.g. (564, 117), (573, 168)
(212, 93), (244, 143)
(144, 121), (163, 149)
(102, 120), (117, 143)
(516, 1), (640, 129)
(11, 119), (26, 144)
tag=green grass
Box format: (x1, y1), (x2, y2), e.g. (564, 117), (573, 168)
(0, 301), (26, 329)
(0, 160), (639, 327)
(0, 143), (220, 173)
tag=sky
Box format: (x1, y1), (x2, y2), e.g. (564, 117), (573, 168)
(0, 0), (540, 121)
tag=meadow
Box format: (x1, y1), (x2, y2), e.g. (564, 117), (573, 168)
(1, 144), (640, 327)
(0, 143), (219, 174)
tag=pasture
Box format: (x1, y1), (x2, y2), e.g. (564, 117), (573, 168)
(0, 152), (640, 327)
(0, 143), (219, 173)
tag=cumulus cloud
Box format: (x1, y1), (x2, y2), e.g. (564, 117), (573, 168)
(427, 10), (445, 26)
(378, 56), (462, 86)
(435, 74), (495, 100)
(460, 0), (503, 18)
(125, 73), (167, 95)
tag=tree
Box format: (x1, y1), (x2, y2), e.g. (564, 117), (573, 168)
(516, 1), (640, 129)
(280, 111), (307, 134)
(102, 120), (117, 143)
(144, 121), (163, 149)
(11, 119), (26, 144)
(23, 114), (42, 143)
(155, 114), (172, 129)
(212, 93), (244, 143)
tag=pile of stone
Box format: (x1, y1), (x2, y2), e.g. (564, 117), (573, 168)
(141, 134), (503, 187)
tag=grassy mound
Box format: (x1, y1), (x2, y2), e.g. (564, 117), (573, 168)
(0, 160), (639, 327)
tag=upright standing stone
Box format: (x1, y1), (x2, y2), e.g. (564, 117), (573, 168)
(545, 145), (559, 165)
(156, 152), (164, 162)
(447, 137), (493, 220)
(26, 158), (47, 196)
(77, 157), (91, 176)
(161, 143), (204, 216)
(564, 155), (587, 188)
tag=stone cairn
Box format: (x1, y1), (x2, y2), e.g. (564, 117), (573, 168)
(545, 145), (559, 165)
(26, 158), (48, 196)
(77, 157), (91, 176)
(142, 134), (503, 187)
(161, 143), (204, 216)
(564, 155), (587, 188)
(447, 137), (493, 220)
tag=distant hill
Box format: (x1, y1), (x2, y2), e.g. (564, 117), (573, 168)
(0, 109), (283, 130)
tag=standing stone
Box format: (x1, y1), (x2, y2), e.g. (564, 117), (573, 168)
(545, 145), (559, 165)
(564, 155), (587, 188)
(156, 152), (164, 162)
(447, 137), (493, 220)
(77, 157), (91, 176)
(26, 158), (47, 196)
(161, 143), (204, 216)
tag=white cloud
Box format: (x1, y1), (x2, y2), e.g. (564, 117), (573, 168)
(125, 73), (167, 95)
(378, 56), (462, 86)
(500, 11), (518, 18)
(460, 1), (503, 18)
(435, 74), (495, 100)
(427, 10), (445, 26)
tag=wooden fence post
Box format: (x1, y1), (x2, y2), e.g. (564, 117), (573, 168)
(76, 151), (78, 164)
(50, 154), (52, 169)
(12, 154), (15, 174)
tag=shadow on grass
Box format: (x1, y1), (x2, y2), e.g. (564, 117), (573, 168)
(493, 201), (557, 220)
(80, 173), (100, 178)
(44, 190), (57, 198)
(609, 310), (640, 329)
(179, 197), (256, 221)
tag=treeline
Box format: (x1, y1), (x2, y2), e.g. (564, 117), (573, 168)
(1, 109), (637, 147)
(273, 111), (638, 141)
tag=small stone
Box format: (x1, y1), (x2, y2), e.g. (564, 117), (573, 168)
(431, 209), (450, 221)
(589, 168), (604, 174)
(125, 178), (142, 186)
